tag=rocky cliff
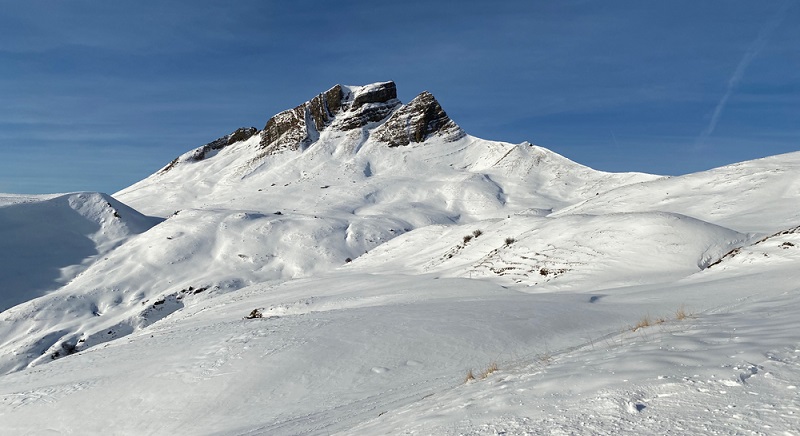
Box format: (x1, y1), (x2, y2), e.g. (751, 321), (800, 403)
(160, 81), (465, 173)
(372, 91), (465, 147)
(257, 81), (402, 155)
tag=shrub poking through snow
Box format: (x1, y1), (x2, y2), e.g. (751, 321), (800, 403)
(633, 315), (652, 331)
(480, 362), (498, 379)
(464, 369), (475, 383)
(245, 309), (263, 319)
(505, 237), (515, 246)
(472, 229), (482, 238)
(675, 305), (689, 320)
(463, 235), (473, 244)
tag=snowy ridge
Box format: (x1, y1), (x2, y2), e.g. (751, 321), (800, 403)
(1, 82), (799, 434)
(0, 192), (159, 312)
(553, 150), (800, 233)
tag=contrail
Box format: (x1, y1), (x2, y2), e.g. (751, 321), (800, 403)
(696, 1), (794, 147)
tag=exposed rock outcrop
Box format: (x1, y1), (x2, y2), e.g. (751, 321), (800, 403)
(258, 84), (346, 155)
(159, 127), (258, 173)
(257, 81), (401, 156)
(372, 91), (465, 147)
(160, 83), (465, 174)
(332, 82), (401, 131)
(192, 127), (259, 161)
(351, 81), (398, 110)
(226, 127), (259, 145)
(258, 104), (313, 154)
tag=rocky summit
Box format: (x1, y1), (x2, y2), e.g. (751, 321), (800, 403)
(372, 90), (465, 147)
(159, 82), (468, 174)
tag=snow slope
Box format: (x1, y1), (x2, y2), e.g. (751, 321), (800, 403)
(349, 269), (800, 435)
(0, 81), (798, 435)
(553, 151), (800, 234)
(0, 192), (159, 312)
(0, 83), (661, 377)
(351, 211), (748, 290)
(1, 244), (798, 435)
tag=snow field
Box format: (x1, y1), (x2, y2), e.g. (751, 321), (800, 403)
(1, 82), (799, 434)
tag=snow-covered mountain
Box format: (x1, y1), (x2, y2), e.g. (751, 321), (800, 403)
(1, 82), (798, 434)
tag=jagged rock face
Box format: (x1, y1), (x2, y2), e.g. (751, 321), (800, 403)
(258, 82), (401, 155)
(351, 81), (397, 110)
(333, 82), (401, 131)
(372, 91), (465, 147)
(158, 82), (465, 175)
(258, 104), (312, 154)
(258, 84), (345, 155)
(161, 82), (464, 172)
(226, 127), (259, 145)
(159, 127), (258, 173)
(191, 127), (258, 161)
(308, 85), (344, 131)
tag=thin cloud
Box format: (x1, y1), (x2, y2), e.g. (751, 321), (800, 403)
(696, 1), (794, 148)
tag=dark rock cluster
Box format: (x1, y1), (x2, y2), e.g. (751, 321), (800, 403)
(160, 81), (465, 174)
(192, 127), (259, 161)
(258, 84), (346, 155)
(333, 82), (401, 131)
(159, 126), (258, 173)
(257, 81), (401, 156)
(352, 82), (398, 110)
(372, 91), (465, 147)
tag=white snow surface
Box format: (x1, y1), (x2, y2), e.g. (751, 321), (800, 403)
(0, 192), (159, 312)
(552, 151), (800, 234)
(1, 83), (799, 435)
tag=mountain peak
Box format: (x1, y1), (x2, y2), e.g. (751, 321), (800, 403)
(346, 81), (398, 110)
(372, 90), (464, 147)
(258, 81), (401, 155)
(255, 81), (465, 155)
(158, 82), (465, 175)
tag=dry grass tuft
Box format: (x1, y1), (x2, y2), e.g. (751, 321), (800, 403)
(633, 315), (652, 331)
(480, 362), (498, 379)
(675, 305), (690, 320)
(464, 369), (475, 383)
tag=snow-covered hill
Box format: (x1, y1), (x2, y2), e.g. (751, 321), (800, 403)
(1, 81), (798, 435)
(0, 192), (159, 312)
(351, 211), (748, 290)
(552, 151), (800, 233)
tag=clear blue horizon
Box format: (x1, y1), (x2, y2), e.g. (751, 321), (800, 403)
(1, 1), (798, 194)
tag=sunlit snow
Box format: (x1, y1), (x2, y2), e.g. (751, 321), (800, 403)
(1, 83), (798, 435)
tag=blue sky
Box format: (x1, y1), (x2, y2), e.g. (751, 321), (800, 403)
(1, 1), (798, 194)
